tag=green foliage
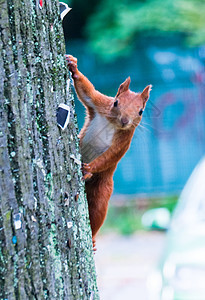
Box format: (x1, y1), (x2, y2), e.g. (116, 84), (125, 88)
(85, 0), (205, 61)
(62, 0), (72, 5)
(101, 195), (178, 235)
(102, 204), (144, 235)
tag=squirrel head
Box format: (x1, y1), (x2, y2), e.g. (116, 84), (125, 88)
(109, 77), (152, 130)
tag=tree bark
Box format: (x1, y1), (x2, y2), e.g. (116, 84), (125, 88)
(0, 0), (99, 299)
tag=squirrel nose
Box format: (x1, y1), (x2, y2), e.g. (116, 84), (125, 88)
(121, 117), (129, 126)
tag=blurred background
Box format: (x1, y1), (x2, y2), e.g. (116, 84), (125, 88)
(62, 1), (205, 299)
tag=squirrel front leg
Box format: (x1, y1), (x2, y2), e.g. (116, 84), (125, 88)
(66, 55), (109, 109)
(82, 147), (123, 179)
(82, 131), (133, 179)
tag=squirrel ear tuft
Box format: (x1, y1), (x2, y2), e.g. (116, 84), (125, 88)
(141, 84), (152, 103)
(116, 77), (131, 97)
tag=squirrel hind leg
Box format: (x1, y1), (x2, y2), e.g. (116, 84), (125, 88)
(92, 237), (97, 252)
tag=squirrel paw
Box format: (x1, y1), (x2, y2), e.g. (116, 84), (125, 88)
(92, 239), (97, 252)
(65, 55), (78, 78)
(81, 163), (93, 180)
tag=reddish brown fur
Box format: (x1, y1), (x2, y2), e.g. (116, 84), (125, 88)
(66, 55), (152, 249)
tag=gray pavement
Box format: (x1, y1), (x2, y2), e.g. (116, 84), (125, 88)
(95, 231), (165, 300)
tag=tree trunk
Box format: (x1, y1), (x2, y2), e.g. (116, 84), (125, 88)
(0, 0), (99, 299)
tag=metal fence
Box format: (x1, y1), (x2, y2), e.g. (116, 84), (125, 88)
(67, 40), (205, 196)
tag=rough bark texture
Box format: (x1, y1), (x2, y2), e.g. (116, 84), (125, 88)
(0, 0), (99, 299)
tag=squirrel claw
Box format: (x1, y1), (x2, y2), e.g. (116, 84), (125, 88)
(82, 172), (93, 180)
(65, 55), (78, 78)
(81, 163), (93, 180)
(92, 239), (97, 252)
(81, 163), (91, 170)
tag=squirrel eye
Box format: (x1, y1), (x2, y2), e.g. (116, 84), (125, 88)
(114, 100), (118, 107)
(139, 108), (144, 116)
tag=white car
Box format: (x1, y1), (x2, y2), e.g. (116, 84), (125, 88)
(145, 156), (205, 300)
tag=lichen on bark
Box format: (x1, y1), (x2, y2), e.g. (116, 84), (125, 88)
(0, 0), (99, 299)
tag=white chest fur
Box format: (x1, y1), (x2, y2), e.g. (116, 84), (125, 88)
(81, 113), (115, 163)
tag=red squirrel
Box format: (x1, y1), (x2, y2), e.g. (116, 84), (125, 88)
(66, 55), (152, 249)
